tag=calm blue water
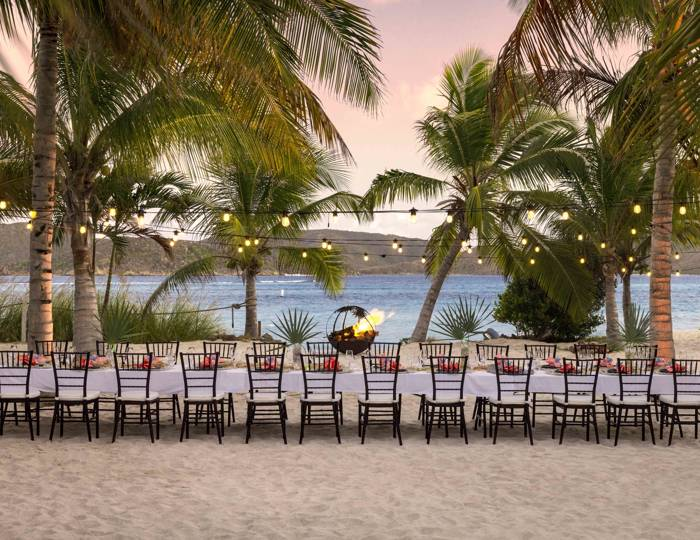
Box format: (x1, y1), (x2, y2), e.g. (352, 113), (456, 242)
(2, 274), (699, 340)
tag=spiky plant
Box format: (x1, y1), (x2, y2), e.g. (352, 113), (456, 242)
(270, 309), (320, 345)
(618, 304), (651, 347)
(431, 296), (492, 341)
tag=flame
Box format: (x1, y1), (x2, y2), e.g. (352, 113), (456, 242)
(352, 309), (385, 337)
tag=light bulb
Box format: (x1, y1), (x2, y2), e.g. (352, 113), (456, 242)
(79, 225), (87, 234)
(223, 212), (231, 222)
(326, 241), (332, 251)
(26, 220), (32, 230)
(398, 244), (403, 253)
(445, 212), (453, 224)
(467, 246), (473, 254)
(579, 257), (586, 264)
(628, 256), (634, 262)
(477, 257), (483, 265)
(409, 208), (417, 223)
(137, 207), (145, 227)
(534, 246), (540, 253)
(280, 212), (290, 227)
(461, 240), (468, 249)
(237, 245), (243, 253)
(676, 270), (681, 276)
(363, 253), (369, 262)
(633, 203), (642, 214)
(321, 239), (328, 249)
(29, 209), (37, 219)
(621, 267), (627, 273)
(561, 209), (570, 220)
(253, 238), (259, 246)
(244, 238), (251, 247)
(674, 252), (680, 260)
(631, 227), (637, 235)
(521, 237), (528, 245)
(600, 242), (606, 249)
(527, 208), (535, 220)
(646, 271), (652, 277)
(109, 207), (117, 218)
(392, 239), (398, 250)
(421, 256), (426, 264)
(0, 200), (7, 210)
(679, 205), (687, 216)
(169, 240), (175, 247)
(529, 258), (536, 265)
(577, 234), (583, 241)
(302, 251), (307, 258)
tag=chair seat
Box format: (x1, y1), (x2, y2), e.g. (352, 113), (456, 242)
(245, 393), (286, 403)
(490, 395), (529, 406)
(553, 394), (596, 406)
(56, 391), (100, 402)
(301, 393), (340, 403)
(116, 391), (159, 402)
(659, 394), (700, 407)
(0, 390), (41, 400)
(358, 396), (399, 405)
(185, 393), (226, 402)
(606, 395), (652, 406)
(425, 393), (465, 404)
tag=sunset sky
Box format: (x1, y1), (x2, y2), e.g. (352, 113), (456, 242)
(1, 1), (527, 237)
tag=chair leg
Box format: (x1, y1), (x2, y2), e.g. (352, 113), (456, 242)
(279, 403), (288, 444)
(94, 402), (100, 439)
(213, 401), (222, 445)
(156, 400), (160, 440)
(60, 403), (65, 438)
(0, 402), (6, 436)
(395, 403), (402, 446)
(551, 403), (557, 439)
(460, 405), (468, 444)
(84, 403), (92, 442)
(245, 402), (253, 444)
(147, 402), (155, 443)
(591, 407), (600, 444)
(418, 394), (424, 424)
(35, 399), (41, 437)
(559, 406), (567, 445)
(492, 405), (500, 445)
(647, 406), (655, 445)
(333, 403), (342, 444)
(299, 402), (306, 445)
(25, 400), (34, 441)
(227, 393), (234, 426)
(361, 405), (370, 444)
(357, 405), (362, 437)
(426, 405), (434, 444)
(49, 402), (58, 441)
(524, 405), (534, 445)
(112, 401), (120, 443)
(614, 406), (622, 446)
(179, 402), (188, 442)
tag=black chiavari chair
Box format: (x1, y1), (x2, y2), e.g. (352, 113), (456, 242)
(253, 341), (287, 357)
(95, 340), (130, 356)
(112, 352), (159, 443)
(299, 353), (341, 444)
(574, 343), (607, 360)
(203, 341), (237, 425)
(417, 342), (453, 424)
(146, 341), (180, 424)
(474, 344), (510, 434)
(425, 355), (468, 444)
(245, 353), (286, 444)
(359, 354), (402, 445)
(606, 359), (655, 446)
(489, 357), (534, 445)
(659, 359), (700, 445)
(0, 351), (40, 439)
(49, 351), (100, 441)
(306, 341), (346, 424)
(34, 340), (70, 356)
(525, 344), (558, 424)
(551, 359), (600, 444)
(627, 344), (658, 359)
(180, 352), (224, 444)
(368, 342), (402, 357)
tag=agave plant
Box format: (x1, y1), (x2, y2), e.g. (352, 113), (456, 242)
(618, 304), (651, 347)
(431, 296), (492, 341)
(270, 309), (320, 345)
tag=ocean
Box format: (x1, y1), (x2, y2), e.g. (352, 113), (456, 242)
(1, 274), (699, 341)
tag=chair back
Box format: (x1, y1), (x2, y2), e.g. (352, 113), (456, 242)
(361, 355), (400, 401)
(477, 344), (509, 362)
(524, 344), (557, 360)
(428, 355), (467, 401)
(180, 352), (220, 399)
(253, 342), (287, 357)
(34, 340), (69, 356)
(114, 352), (154, 398)
(203, 341), (237, 360)
(300, 353), (339, 399)
(574, 343), (607, 360)
(670, 359), (700, 402)
(51, 351), (91, 398)
(420, 342), (453, 359)
(616, 358), (655, 400)
(368, 342), (401, 357)
(246, 353), (285, 399)
(0, 351), (34, 396)
(96, 340), (130, 356)
(562, 358), (600, 403)
(494, 357), (532, 401)
(146, 341), (180, 363)
(305, 341), (336, 355)
(626, 344), (658, 360)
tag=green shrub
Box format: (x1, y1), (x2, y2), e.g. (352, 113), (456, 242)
(140, 297), (222, 342)
(431, 296), (492, 340)
(0, 290), (23, 342)
(493, 277), (604, 342)
(52, 289), (74, 341)
(270, 309), (319, 344)
(618, 303), (651, 345)
(99, 290), (143, 343)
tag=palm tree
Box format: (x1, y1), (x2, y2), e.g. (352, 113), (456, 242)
(493, 0), (700, 357)
(363, 48), (591, 342)
(145, 155), (360, 337)
(1, 0), (383, 346)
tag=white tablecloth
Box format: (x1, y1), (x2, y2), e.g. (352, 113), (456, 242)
(22, 368), (676, 397)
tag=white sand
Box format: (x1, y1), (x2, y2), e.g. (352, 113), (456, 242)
(2, 332), (699, 539)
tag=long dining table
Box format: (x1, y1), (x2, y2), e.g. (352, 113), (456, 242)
(22, 367), (677, 397)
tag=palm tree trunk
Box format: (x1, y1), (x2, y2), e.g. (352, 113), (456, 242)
(70, 221), (102, 351)
(603, 262), (620, 350)
(102, 242), (117, 313)
(622, 271), (632, 325)
(244, 268), (258, 338)
(410, 230), (467, 342)
(649, 102), (676, 358)
(26, 12), (59, 347)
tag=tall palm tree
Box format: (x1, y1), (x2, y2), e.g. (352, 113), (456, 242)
(1, 0), (383, 346)
(493, 0), (700, 357)
(145, 154), (360, 337)
(363, 48), (591, 342)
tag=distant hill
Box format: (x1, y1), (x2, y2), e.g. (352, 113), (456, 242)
(3, 222), (698, 276)
(0, 223), (499, 276)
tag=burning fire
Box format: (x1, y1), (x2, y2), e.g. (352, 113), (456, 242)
(352, 309), (386, 337)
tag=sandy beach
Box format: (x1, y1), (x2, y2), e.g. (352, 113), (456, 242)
(1, 333), (699, 539)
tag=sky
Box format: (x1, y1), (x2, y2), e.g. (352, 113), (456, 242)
(1, 0), (524, 238)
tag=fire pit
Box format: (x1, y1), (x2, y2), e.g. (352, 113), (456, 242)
(327, 305), (384, 355)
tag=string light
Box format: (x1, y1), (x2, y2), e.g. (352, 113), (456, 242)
(0, 200), (7, 210)
(561, 208), (570, 220)
(477, 257), (483, 265)
(253, 238), (260, 246)
(222, 212), (231, 222)
(26, 220), (32, 231)
(675, 252), (680, 260)
(646, 271), (652, 277)
(79, 225), (87, 235)
(321, 238), (328, 249)
(392, 239), (399, 250)
(421, 256), (426, 264)
(302, 251), (307, 258)
(244, 237), (251, 247)
(461, 240), (468, 250)
(679, 205), (687, 216)
(397, 244), (403, 254)
(137, 207), (145, 227)
(600, 241), (607, 249)
(409, 208), (418, 223)
(445, 212), (453, 224)
(237, 245), (243, 253)
(621, 267), (627, 273)
(326, 241), (333, 251)
(534, 246), (540, 253)
(633, 202), (642, 214)
(527, 208), (535, 220)
(363, 253), (369, 262)
(676, 270), (681, 276)
(29, 210), (37, 219)
(169, 240), (175, 247)
(529, 258), (536, 265)
(579, 257), (586, 264)
(109, 207), (117, 218)
(577, 233), (584, 241)
(628, 256), (634, 262)
(521, 237), (528, 245)
(466, 244), (473, 254)
(630, 227), (637, 235)
(280, 211), (290, 228)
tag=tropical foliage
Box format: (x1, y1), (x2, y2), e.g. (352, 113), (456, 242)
(270, 309), (320, 344)
(431, 296), (492, 341)
(618, 303), (651, 347)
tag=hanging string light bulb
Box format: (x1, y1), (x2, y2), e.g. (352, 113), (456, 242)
(222, 211), (231, 222)
(409, 208), (418, 223)
(79, 225), (87, 235)
(397, 244), (403, 254)
(137, 206), (145, 227)
(633, 202), (642, 214)
(630, 227), (637, 235)
(0, 200), (7, 210)
(676, 270), (681, 276)
(534, 246), (540, 253)
(561, 208), (570, 220)
(302, 251), (307, 258)
(421, 256), (426, 264)
(679, 205), (687, 216)
(321, 238), (328, 249)
(169, 239), (175, 247)
(29, 209), (37, 219)
(621, 266), (627, 273)
(527, 207), (535, 220)
(109, 207), (117, 219)
(280, 211), (290, 227)
(628, 255), (634, 262)
(244, 237), (251, 247)
(477, 257), (483, 265)
(521, 237), (528, 246)
(26, 220), (33, 231)
(600, 241), (607, 249)
(326, 240), (333, 251)
(579, 257), (586, 264)
(461, 240), (468, 250)
(392, 239), (399, 250)
(577, 233), (584, 241)
(466, 244), (473, 254)
(674, 252), (680, 260)
(237, 245), (243, 253)
(253, 238), (260, 246)
(363, 253), (369, 262)
(646, 271), (652, 277)
(445, 212), (453, 224)
(529, 258), (536, 265)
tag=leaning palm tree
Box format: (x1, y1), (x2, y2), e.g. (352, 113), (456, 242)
(493, 0), (700, 357)
(363, 48), (591, 342)
(144, 155), (361, 337)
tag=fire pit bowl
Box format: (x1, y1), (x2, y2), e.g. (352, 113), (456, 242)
(326, 305), (378, 355)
